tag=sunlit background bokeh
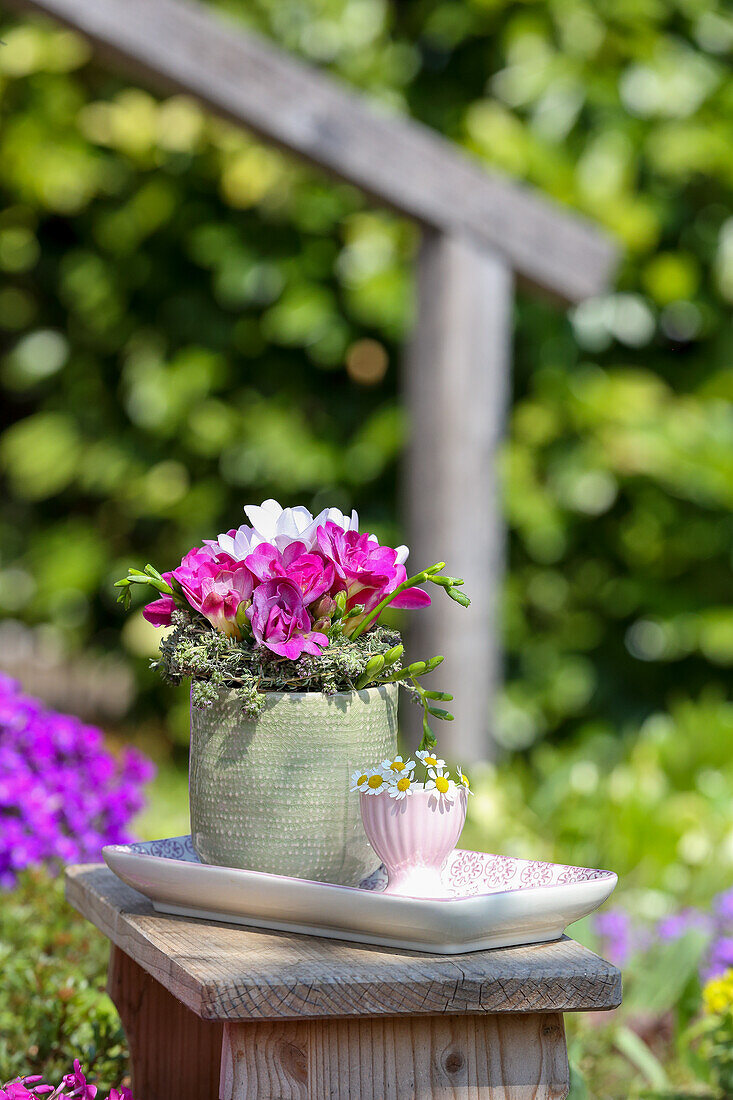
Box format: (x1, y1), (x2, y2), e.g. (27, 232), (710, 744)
(2, 0), (733, 1093)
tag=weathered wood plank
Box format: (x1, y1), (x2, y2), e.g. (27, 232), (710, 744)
(404, 232), (513, 761)
(5, 0), (616, 300)
(66, 866), (622, 1022)
(220, 1012), (570, 1099)
(108, 946), (223, 1100)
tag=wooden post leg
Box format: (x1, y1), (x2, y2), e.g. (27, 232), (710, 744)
(404, 229), (514, 763)
(107, 944), (224, 1100)
(220, 1012), (569, 1099)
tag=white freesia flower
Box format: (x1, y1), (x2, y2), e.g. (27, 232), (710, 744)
(213, 499), (361, 559)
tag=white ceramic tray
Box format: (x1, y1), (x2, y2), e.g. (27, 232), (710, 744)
(103, 836), (617, 954)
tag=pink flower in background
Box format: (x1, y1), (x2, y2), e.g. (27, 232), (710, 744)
(1, 1080), (51, 1099)
(248, 578), (328, 659)
(1, 1066), (135, 1100)
(61, 1062), (97, 1099)
(245, 542), (335, 605)
(316, 522), (430, 630)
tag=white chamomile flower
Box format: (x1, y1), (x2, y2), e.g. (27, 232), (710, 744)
(350, 769), (370, 793)
(457, 767), (473, 794)
(381, 755), (415, 777)
(388, 774), (415, 800)
(424, 766), (456, 801)
(363, 769), (388, 795)
(416, 750), (445, 770)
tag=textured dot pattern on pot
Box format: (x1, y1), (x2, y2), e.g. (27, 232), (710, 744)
(189, 683), (398, 886)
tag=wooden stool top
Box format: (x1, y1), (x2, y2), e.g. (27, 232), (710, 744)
(66, 865), (621, 1024)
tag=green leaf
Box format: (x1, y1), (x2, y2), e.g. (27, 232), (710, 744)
(613, 1027), (669, 1091)
(422, 689), (453, 701)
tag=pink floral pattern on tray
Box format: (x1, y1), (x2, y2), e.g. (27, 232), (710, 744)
(443, 850), (612, 897)
(118, 837), (613, 898)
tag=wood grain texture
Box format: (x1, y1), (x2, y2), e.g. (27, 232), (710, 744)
(108, 945), (223, 1100)
(220, 1012), (569, 1099)
(404, 233), (513, 761)
(67, 866), (621, 1023)
(5, 0), (616, 300)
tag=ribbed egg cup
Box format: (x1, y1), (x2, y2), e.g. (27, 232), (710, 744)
(359, 785), (468, 899)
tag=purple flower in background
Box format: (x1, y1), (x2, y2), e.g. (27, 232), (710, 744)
(595, 909), (634, 966)
(0, 676), (155, 889)
(715, 888), (733, 924)
(702, 936), (733, 982)
(657, 908), (713, 941)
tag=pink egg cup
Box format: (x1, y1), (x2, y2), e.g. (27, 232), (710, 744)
(359, 784), (468, 898)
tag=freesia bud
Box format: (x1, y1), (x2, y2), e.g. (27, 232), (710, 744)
(235, 599), (252, 628)
(311, 594), (336, 620)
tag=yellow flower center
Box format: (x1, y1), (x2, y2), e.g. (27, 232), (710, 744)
(424, 756), (437, 766)
(436, 776), (449, 794)
(367, 774), (384, 790)
(357, 774), (368, 786)
(397, 776), (411, 792)
(389, 760), (406, 772)
(462, 775), (470, 789)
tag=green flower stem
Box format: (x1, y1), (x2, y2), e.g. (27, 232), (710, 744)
(349, 562), (445, 639)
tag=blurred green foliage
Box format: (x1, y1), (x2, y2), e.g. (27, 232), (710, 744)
(0, 871), (128, 1090)
(0, 0), (732, 769)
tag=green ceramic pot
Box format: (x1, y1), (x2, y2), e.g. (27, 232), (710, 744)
(189, 683), (398, 885)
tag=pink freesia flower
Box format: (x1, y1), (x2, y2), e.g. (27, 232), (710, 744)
(61, 1062), (97, 1099)
(196, 568), (253, 636)
(172, 545), (234, 608)
(247, 578), (328, 660)
(167, 545), (254, 637)
(316, 522), (429, 632)
(142, 595), (176, 627)
(245, 542), (335, 606)
(1, 1082), (44, 1099)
